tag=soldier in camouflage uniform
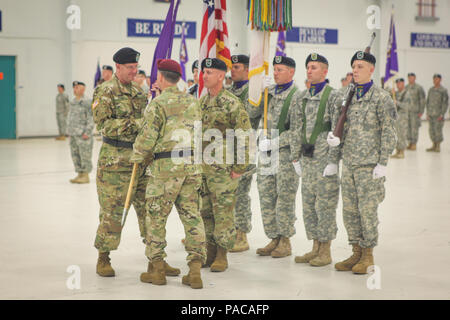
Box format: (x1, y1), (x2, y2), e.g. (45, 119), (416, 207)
(130, 59), (206, 289)
(425, 74), (449, 153)
(55, 84), (69, 141)
(188, 60), (199, 97)
(256, 56), (301, 259)
(199, 58), (251, 272)
(92, 47), (179, 278)
(405, 73), (426, 150)
(290, 53), (340, 267)
(67, 82), (94, 184)
(327, 51), (397, 274)
(391, 78), (409, 159)
(228, 54), (262, 253)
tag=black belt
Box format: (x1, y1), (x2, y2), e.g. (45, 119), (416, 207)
(102, 136), (134, 149)
(154, 149), (193, 160)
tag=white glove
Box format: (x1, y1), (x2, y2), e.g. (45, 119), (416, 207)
(261, 76), (272, 92)
(327, 131), (341, 147)
(373, 164), (387, 179)
(293, 161), (302, 177)
(259, 138), (272, 152)
(323, 163), (338, 177)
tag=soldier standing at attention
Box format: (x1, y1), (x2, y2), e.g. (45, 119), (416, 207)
(199, 58), (251, 272)
(67, 82), (94, 184)
(290, 53), (340, 267)
(92, 47), (180, 278)
(188, 60), (199, 97)
(391, 78), (409, 159)
(131, 59), (206, 289)
(405, 73), (426, 151)
(256, 56), (302, 259)
(228, 54), (262, 253)
(327, 51), (397, 274)
(135, 70), (150, 94)
(55, 84), (69, 141)
(425, 74), (449, 153)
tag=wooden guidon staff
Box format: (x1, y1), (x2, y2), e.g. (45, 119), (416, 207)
(121, 163), (138, 227)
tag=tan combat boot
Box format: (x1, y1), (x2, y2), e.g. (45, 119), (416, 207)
(55, 135), (66, 141)
(202, 243), (217, 268)
(210, 246), (228, 272)
(151, 260), (167, 285)
(271, 236), (292, 258)
(435, 142), (441, 152)
(140, 261), (180, 282)
(391, 149), (405, 159)
(96, 252), (115, 277)
(309, 241), (332, 267)
(426, 143), (436, 152)
(295, 239), (320, 263)
(409, 143), (417, 151)
(352, 247), (374, 274)
(75, 173), (90, 184)
(182, 259), (203, 289)
(70, 173), (82, 184)
(335, 244), (362, 271)
(230, 230), (250, 252)
(256, 237), (280, 256)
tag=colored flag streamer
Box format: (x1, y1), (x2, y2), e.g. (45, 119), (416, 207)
(94, 59), (101, 88)
(149, 0), (181, 98)
(384, 6), (398, 87)
(275, 31), (286, 57)
(179, 22), (189, 82)
(248, 0), (292, 31)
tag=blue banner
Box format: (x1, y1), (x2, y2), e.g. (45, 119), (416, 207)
(127, 18), (196, 39)
(286, 27), (338, 44)
(411, 33), (450, 49)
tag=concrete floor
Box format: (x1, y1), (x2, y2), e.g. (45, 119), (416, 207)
(0, 122), (449, 300)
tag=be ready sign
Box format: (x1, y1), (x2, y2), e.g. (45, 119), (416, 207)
(127, 18), (196, 39)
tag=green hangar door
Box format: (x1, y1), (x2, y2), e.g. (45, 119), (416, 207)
(0, 56), (16, 139)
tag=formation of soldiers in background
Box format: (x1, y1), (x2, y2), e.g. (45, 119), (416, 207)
(53, 46), (448, 289)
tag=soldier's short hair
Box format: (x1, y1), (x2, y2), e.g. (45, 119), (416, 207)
(160, 70), (181, 84)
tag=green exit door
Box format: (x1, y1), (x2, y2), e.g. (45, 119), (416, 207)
(0, 56), (16, 139)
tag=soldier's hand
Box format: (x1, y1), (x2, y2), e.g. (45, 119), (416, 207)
(261, 76), (272, 92)
(82, 133), (89, 140)
(327, 131), (340, 147)
(231, 171), (242, 179)
(323, 163), (338, 177)
(151, 83), (161, 96)
(438, 116), (444, 121)
(418, 113), (423, 118)
(372, 164), (387, 179)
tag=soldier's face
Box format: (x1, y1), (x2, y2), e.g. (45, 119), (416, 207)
(102, 70), (113, 81)
(433, 77), (441, 86)
(396, 81), (405, 91)
(408, 75), (415, 84)
(273, 65), (295, 85)
(351, 61), (374, 84)
(202, 68), (225, 89)
(231, 63), (248, 82)
(116, 63), (139, 84)
(193, 69), (199, 83)
(57, 87), (64, 94)
(77, 85), (85, 96)
(306, 62), (328, 84)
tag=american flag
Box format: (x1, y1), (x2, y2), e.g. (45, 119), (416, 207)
(198, 0), (231, 98)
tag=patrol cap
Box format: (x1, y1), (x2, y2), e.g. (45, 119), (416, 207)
(305, 53), (328, 67)
(231, 54), (250, 65)
(57, 84), (65, 89)
(76, 81), (86, 87)
(395, 78), (405, 83)
(102, 65), (113, 71)
(433, 73), (442, 79)
(138, 70), (147, 76)
(351, 51), (376, 66)
(407, 72), (416, 77)
(201, 58), (227, 72)
(273, 55), (296, 68)
(113, 47), (140, 64)
(192, 60), (199, 73)
(157, 59), (182, 76)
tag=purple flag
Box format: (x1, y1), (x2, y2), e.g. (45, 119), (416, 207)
(94, 60), (101, 88)
(179, 22), (189, 82)
(384, 9), (398, 85)
(275, 31), (286, 57)
(149, 0), (181, 98)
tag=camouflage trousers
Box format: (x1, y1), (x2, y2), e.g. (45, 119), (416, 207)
(234, 170), (255, 233)
(69, 135), (93, 173)
(428, 117), (445, 143)
(396, 110), (409, 150)
(301, 161), (339, 242)
(94, 166), (148, 252)
(341, 164), (385, 248)
(56, 111), (68, 136)
(257, 147), (299, 239)
(145, 174), (206, 263)
(201, 167), (240, 250)
(407, 111), (422, 144)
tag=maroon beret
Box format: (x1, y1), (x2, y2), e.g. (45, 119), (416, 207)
(157, 59), (182, 76)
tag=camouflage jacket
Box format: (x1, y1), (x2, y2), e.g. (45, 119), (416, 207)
(395, 89), (409, 113)
(93, 74), (147, 171)
(330, 84), (397, 167)
(199, 88), (251, 174)
(405, 83), (426, 114)
(426, 86), (449, 118)
(290, 85), (340, 166)
(227, 82), (262, 130)
(131, 86), (203, 178)
(67, 96), (94, 136)
(56, 93), (69, 113)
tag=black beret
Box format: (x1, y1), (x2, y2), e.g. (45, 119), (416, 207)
(305, 53), (328, 67)
(113, 47), (140, 64)
(102, 65), (113, 71)
(395, 78), (405, 83)
(138, 70), (146, 76)
(57, 84), (65, 89)
(192, 60), (199, 72)
(407, 72), (416, 77)
(273, 55), (296, 68)
(201, 58), (227, 72)
(433, 73), (442, 79)
(231, 54), (249, 65)
(351, 51), (376, 66)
